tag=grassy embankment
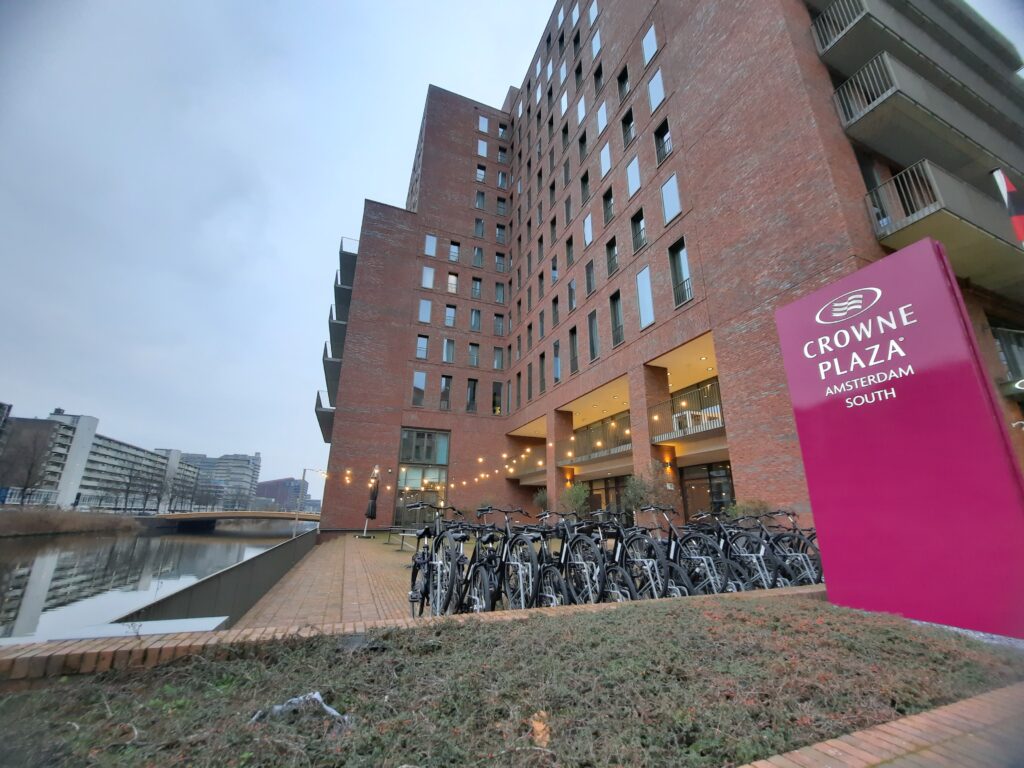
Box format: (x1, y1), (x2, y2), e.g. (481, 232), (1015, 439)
(2, 596), (1023, 767)
(0, 506), (139, 537)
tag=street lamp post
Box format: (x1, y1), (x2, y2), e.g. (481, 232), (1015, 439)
(299, 468), (327, 535)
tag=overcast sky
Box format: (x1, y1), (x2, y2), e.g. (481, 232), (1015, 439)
(0, 1), (1020, 501)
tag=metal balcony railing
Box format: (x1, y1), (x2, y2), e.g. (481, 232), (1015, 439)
(865, 161), (941, 238)
(632, 225), (648, 252)
(811, 0), (865, 52)
(611, 321), (624, 347)
(648, 379), (725, 443)
(673, 277), (693, 307)
(993, 328), (1024, 383)
(833, 54), (896, 125)
(655, 134), (673, 164)
(555, 411), (632, 466)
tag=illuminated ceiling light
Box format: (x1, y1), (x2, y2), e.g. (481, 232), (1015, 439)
(612, 395), (618, 399)
(624, 428), (630, 435)
(386, 484), (392, 490)
(707, 367), (714, 372)
(700, 356), (707, 361)
(537, 460), (543, 467)
(609, 422), (616, 428)
(567, 451), (573, 457)
(595, 440), (603, 447)
(525, 447), (531, 453)
(477, 457), (484, 463)
(681, 400), (687, 407)
(548, 441), (553, 447)
(652, 415), (659, 421)
(501, 453), (508, 459)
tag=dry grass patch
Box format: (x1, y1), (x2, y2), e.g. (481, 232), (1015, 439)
(0, 506), (139, 537)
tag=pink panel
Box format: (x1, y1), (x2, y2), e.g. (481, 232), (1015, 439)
(775, 238), (1024, 638)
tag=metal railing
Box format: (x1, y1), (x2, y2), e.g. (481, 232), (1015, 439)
(811, 0), (866, 52)
(833, 53), (896, 125)
(632, 224), (648, 252)
(612, 321), (624, 347)
(673, 277), (693, 307)
(865, 161), (942, 238)
(655, 134), (673, 164)
(648, 379), (725, 442)
(555, 411), (632, 466)
(993, 328), (1024, 382)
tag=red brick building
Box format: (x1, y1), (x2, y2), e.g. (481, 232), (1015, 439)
(316, 0), (1024, 531)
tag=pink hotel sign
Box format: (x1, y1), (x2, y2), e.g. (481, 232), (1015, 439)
(776, 238), (1024, 638)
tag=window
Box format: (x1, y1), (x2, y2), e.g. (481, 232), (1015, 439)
(600, 142), (611, 177)
(469, 277), (481, 299)
(467, 379), (478, 412)
(477, 139), (488, 157)
(475, 191), (486, 209)
(580, 171), (590, 202)
(498, 122), (508, 138)
(568, 278), (577, 310)
(479, 115), (489, 132)
(562, 158), (571, 186)
(569, 326), (580, 373)
(516, 371), (522, 409)
(606, 237), (618, 275)
(473, 247), (484, 267)
(578, 131), (588, 161)
(399, 428), (450, 464)
(552, 295), (560, 325)
(654, 119), (673, 163)
(621, 109), (635, 146)
(468, 343), (480, 367)
(539, 309), (546, 338)
(610, 291), (624, 346)
(495, 282), (505, 304)
(494, 313), (505, 335)
(602, 188), (614, 223)
(416, 335), (429, 359)
(527, 322), (534, 349)
(585, 260), (596, 294)
(631, 209), (648, 251)
(492, 382), (503, 415)
(496, 224), (507, 243)
(497, 196), (508, 215)
(516, 334), (522, 360)
(447, 272), (459, 293)
(424, 234), (437, 256)
(617, 66), (630, 99)
(440, 375), (452, 410)
(583, 213), (593, 246)
(589, 1), (599, 25)
(642, 25), (658, 65)
(551, 256), (559, 282)
(574, 60), (583, 86)
(538, 272), (545, 298)
(553, 340), (562, 383)
(577, 94), (586, 126)
(476, 164), (486, 183)
(474, 218), (484, 237)
(443, 338), (455, 363)
(495, 253), (507, 272)
(449, 241), (461, 261)
(498, 171), (509, 189)
(627, 156), (641, 196)
(559, 58), (567, 83)
(661, 174), (682, 223)
(588, 310), (600, 360)
(571, 2), (580, 26)
(594, 63), (604, 93)
(421, 266), (435, 289)
(636, 265), (655, 328)
(669, 237), (692, 306)
(528, 286), (533, 311)
(527, 362), (534, 400)
(470, 308), (481, 331)
(539, 352), (547, 393)
(412, 371), (426, 406)
(591, 29), (601, 58)
(444, 304), (456, 327)
(566, 236), (575, 265)
(560, 90), (569, 117)
(418, 299), (431, 323)
(648, 69), (665, 111)
(498, 146), (508, 163)
(494, 346), (505, 370)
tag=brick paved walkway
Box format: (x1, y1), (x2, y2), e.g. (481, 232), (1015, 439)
(235, 534), (411, 629)
(739, 681), (1024, 767)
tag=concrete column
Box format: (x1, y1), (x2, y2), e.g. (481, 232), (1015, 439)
(627, 364), (672, 482)
(546, 409), (575, 513)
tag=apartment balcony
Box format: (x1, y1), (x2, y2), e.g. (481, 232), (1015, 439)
(811, 0), (1024, 138)
(555, 411), (632, 467)
(992, 327), (1024, 399)
(833, 53), (1024, 192)
(648, 379), (726, 444)
(867, 160), (1024, 300)
(322, 342), (340, 407)
(315, 390), (334, 444)
(328, 304), (347, 362)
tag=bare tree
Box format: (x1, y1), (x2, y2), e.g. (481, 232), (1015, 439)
(0, 422), (53, 505)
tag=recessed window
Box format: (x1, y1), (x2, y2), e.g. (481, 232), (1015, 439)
(669, 237), (692, 306)
(631, 209), (647, 251)
(610, 291), (624, 346)
(412, 371), (426, 406)
(497, 196), (508, 215)
(494, 346), (505, 370)
(553, 340), (562, 384)
(661, 174), (682, 223)
(497, 171), (509, 189)
(566, 236), (575, 265)
(568, 278), (578, 310)
(617, 66), (630, 100)
(476, 164), (486, 183)
(449, 242), (461, 262)
(600, 143), (611, 177)
(479, 115), (489, 133)
(602, 188), (614, 224)
(421, 266), (435, 289)
(583, 213), (593, 245)
(605, 237), (618, 275)
(627, 156), (641, 196)
(591, 29), (601, 59)
(498, 122), (508, 138)
(477, 139), (488, 157)
(559, 58), (567, 83)
(468, 343), (480, 367)
(578, 131), (588, 161)
(447, 273), (459, 293)
(584, 259), (597, 297)
(551, 256), (559, 283)
(496, 224), (507, 243)
(648, 69), (665, 111)
(424, 234), (437, 257)
(527, 362), (534, 400)
(443, 338), (455, 363)
(574, 59), (583, 86)
(552, 295), (560, 325)
(580, 171), (590, 202)
(494, 313), (506, 335)
(538, 272), (545, 299)
(495, 253), (507, 272)
(593, 62), (604, 93)
(444, 305), (456, 327)
(492, 382), (503, 415)
(495, 282), (506, 304)
(642, 25), (658, 66)
(474, 218), (485, 238)
(654, 119), (673, 163)
(498, 146), (508, 163)
(416, 335), (429, 359)
(473, 246), (484, 267)
(569, 326), (579, 373)
(589, 1), (599, 26)
(571, 2), (580, 26)
(588, 310), (600, 361)
(466, 379), (478, 412)
(527, 322), (534, 349)
(418, 299), (431, 323)
(470, 308), (481, 331)
(577, 95), (586, 126)
(539, 352), (547, 393)
(440, 375), (452, 410)
(636, 265), (655, 328)
(621, 109), (636, 146)
(471, 277), (482, 299)
(596, 102), (608, 134)
(475, 191), (486, 209)
(539, 310), (546, 339)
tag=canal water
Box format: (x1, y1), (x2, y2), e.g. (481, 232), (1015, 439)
(0, 523), (306, 643)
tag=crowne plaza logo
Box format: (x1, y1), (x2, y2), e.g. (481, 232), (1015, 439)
(814, 287), (882, 325)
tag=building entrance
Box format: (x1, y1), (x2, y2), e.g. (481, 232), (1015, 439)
(679, 462), (734, 519)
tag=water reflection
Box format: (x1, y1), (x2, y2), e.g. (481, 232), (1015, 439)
(0, 526), (295, 641)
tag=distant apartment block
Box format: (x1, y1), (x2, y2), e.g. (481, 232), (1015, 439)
(255, 477), (309, 512)
(179, 452), (261, 510)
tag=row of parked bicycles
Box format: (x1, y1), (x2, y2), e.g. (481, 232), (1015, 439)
(406, 502), (822, 618)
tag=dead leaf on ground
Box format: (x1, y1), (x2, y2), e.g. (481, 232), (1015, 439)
(529, 710), (550, 748)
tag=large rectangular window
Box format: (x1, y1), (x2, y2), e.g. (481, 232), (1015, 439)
(494, 313), (505, 336)
(447, 273), (459, 293)
(448, 243), (460, 262)
(648, 69), (665, 111)
(492, 382), (503, 415)
(477, 139), (488, 157)
(610, 291), (624, 346)
(439, 376), (452, 410)
(443, 338), (455, 363)
(493, 346), (505, 370)
(600, 143), (611, 177)
(597, 101), (607, 133)
(605, 237), (618, 276)
(553, 340), (562, 383)
(412, 371), (426, 406)
(399, 429), (449, 464)
(468, 343), (480, 367)
(416, 335), (429, 359)
(552, 295), (560, 325)
(569, 326), (579, 373)
(631, 209), (647, 251)
(471, 277), (482, 299)
(642, 25), (658, 65)
(539, 353), (547, 393)
(654, 119), (672, 163)
(473, 246), (484, 267)
(466, 379), (478, 412)
(587, 310), (600, 361)
(470, 308), (481, 332)
(583, 213), (593, 245)
(421, 266), (434, 289)
(661, 174), (682, 223)
(568, 278), (577, 310)
(669, 237), (692, 306)
(444, 304), (456, 327)
(418, 299), (431, 323)
(495, 282), (505, 304)
(585, 260), (596, 295)
(424, 234), (437, 256)
(636, 265), (655, 328)
(626, 156), (641, 197)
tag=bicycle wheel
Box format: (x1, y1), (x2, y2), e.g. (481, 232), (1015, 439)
(728, 531), (784, 589)
(623, 534), (662, 600)
(601, 564), (638, 602)
(409, 556), (428, 618)
(501, 535), (539, 610)
(722, 556), (757, 591)
(772, 532), (822, 585)
(465, 564), (494, 613)
(662, 561), (695, 599)
(678, 533), (730, 594)
(431, 533), (461, 615)
(536, 565), (569, 608)
(565, 535), (603, 604)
